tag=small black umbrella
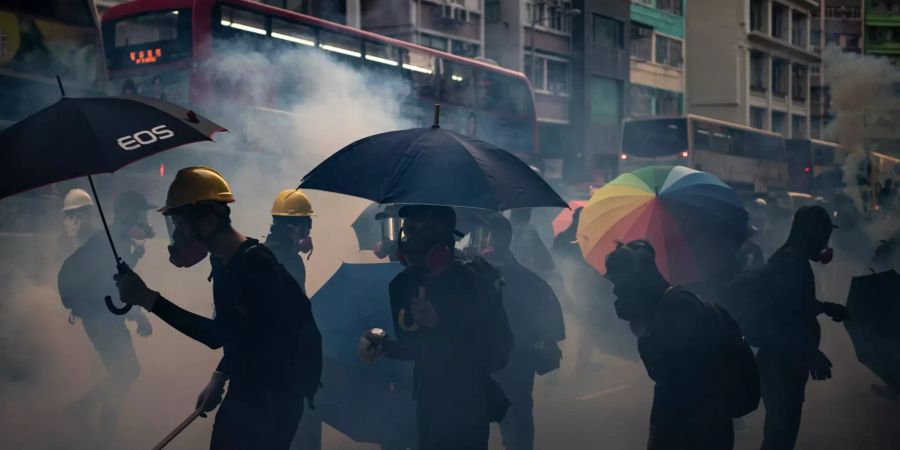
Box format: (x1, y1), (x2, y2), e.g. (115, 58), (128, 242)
(299, 105), (567, 211)
(0, 78), (225, 314)
(845, 270), (900, 393)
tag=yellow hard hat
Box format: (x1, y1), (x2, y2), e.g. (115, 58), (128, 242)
(159, 166), (235, 214)
(62, 188), (94, 212)
(271, 189), (315, 217)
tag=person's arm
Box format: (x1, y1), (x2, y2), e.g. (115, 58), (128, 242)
(151, 296), (224, 349)
(383, 278), (425, 361)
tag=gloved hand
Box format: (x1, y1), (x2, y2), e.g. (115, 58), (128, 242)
(410, 298), (439, 329)
(195, 371), (228, 417)
(113, 269), (158, 310)
(358, 328), (386, 362)
(820, 302), (849, 322)
(810, 349), (833, 381)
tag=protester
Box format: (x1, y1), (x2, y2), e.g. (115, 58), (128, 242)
(57, 188), (97, 260)
(114, 167), (322, 449)
(266, 188), (315, 294)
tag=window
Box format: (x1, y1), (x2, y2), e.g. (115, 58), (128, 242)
(772, 58), (787, 97)
(451, 40), (479, 57)
(403, 49), (437, 97)
(867, 1), (899, 15)
(825, 6), (861, 19)
(593, 15), (624, 49)
(526, 1), (574, 33)
(271, 19), (316, 47)
(486, 0), (501, 23)
(792, 65), (807, 102)
(811, 64), (820, 76)
(630, 84), (654, 117)
(656, 89), (681, 115)
(591, 76), (622, 123)
(655, 35), (683, 68)
(419, 34), (448, 51)
(750, 51), (768, 93)
(440, 60), (476, 106)
(792, 11), (807, 47)
(656, 0), (684, 16)
(772, 3), (788, 40)
(750, 0), (765, 32)
(844, 34), (861, 50)
(772, 111), (787, 134)
(792, 115), (807, 138)
(525, 54), (570, 95)
(319, 31), (362, 58)
(751, 107), (767, 130)
(630, 23), (653, 60)
(218, 6), (267, 36)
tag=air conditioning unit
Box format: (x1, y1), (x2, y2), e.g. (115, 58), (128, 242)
(440, 4), (469, 24)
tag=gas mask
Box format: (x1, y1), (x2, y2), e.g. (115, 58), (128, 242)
(166, 216), (209, 268)
(129, 223), (155, 242)
(812, 246), (834, 265)
(605, 241), (666, 322)
(298, 236), (313, 259)
(397, 220), (451, 271)
(63, 214), (82, 238)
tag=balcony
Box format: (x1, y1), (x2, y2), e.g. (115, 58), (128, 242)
(750, 83), (768, 95)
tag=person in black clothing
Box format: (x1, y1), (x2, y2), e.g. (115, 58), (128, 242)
(605, 240), (734, 450)
(114, 167), (322, 450)
(758, 206), (848, 450)
(509, 208), (555, 274)
(266, 188), (315, 294)
(483, 215), (565, 450)
(359, 205), (513, 450)
(58, 190), (154, 448)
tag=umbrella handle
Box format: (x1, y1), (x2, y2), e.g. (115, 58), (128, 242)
(106, 261), (134, 315)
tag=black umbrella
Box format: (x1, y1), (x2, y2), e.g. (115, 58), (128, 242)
(311, 262), (416, 444)
(0, 78), (225, 314)
(299, 105), (567, 211)
(845, 270), (900, 393)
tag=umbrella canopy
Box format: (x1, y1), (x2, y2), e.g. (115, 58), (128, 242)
(310, 262), (416, 444)
(0, 95), (225, 198)
(299, 125), (567, 210)
(845, 270), (900, 392)
(351, 203), (388, 252)
(552, 200), (588, 237)
(577, 166), (747, 285)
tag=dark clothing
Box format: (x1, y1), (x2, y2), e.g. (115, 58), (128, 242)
(384, 257), (512, 450)
(757, 246), (821, 450)
(57, 230), (147, 445)
(150, 239), (321, 449)
(486, 250), (565, 450)
(639, 288), (733, 450)
(738, 239), (766, 271)
(265, 232), (307, 293)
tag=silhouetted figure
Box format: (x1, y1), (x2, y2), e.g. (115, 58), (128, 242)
(510, 208), (555, 274)
(360, 205), (513, 450)
(57, 188), (97, 261)
(484, 215), (565, 450)
(266, 189), (315, 294)
(58, 191), (155, 448)
(606, 240), (748, 450)
(758, 206), (848, 450)
(115, 167), (322, 449)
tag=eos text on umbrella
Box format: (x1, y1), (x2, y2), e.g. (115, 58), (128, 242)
(117, 125), (175, 151)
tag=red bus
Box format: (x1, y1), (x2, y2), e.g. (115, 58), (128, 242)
(100, 0), (538, 165)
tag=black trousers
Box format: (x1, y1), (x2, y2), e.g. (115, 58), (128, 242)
(648, 415), (734, 450)
(757, 349), (809, 450)
(211, 386), (305, 450)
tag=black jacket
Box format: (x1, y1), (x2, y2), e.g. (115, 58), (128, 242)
(151, 239), (322, 398)
(265, 232), (306, 294)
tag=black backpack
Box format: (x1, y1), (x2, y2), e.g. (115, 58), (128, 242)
(703, 302), (761, 419)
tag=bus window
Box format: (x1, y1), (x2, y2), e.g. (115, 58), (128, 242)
(812, 144), (836, 166)
(622, 118), (688, 157)
(712, 131), (732, 154)
(693, 126), (711, 151)
(364, 42), (400, 67)
(105, 9), (191, 69)
(476, 71), (528, 117)
(271, 19), (316, 47)
(440, 60), (476, 108)
(402, 50), (437, 99)
(319, 30), (362, 59)
(218, 5), (267, 37)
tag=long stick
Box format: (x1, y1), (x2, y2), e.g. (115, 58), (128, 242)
(152, 410), (203, 450)
(88, 174), (122, 264)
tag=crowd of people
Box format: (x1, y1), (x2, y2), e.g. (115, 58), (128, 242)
(48, 165), (898, 450)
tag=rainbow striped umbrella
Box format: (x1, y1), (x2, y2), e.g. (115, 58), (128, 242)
(577, 166), (748, 285)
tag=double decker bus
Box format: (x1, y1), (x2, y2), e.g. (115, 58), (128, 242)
(100, 0), (538, 173)
(620, 114), (786, 192)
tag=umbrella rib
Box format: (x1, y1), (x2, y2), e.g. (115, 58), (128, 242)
(444, 131), (504, 209)
(66, 99), (108, 172)
(383, 130), (433, 201)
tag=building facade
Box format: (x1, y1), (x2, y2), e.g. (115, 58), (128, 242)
(687, 0), (820, 138)
(360, 0), (485, 58)
(627, 1), (686, 119)
(864, 0), (900, 65)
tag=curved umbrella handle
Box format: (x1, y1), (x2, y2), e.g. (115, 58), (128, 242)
(105, 294), (133, 315)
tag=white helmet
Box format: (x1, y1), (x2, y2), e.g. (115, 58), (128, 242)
(62, 189), (94, 212)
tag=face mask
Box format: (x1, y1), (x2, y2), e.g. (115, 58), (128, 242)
(63, 216), (81, 238)
(129, 223), (155, 242)
(298, 236), (313, 259)
(815, 247), (834, 265)
(166, 218), (209, 268)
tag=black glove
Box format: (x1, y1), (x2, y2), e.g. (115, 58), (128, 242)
(810, 350), (833, 381)
(820, 302), (849, 322)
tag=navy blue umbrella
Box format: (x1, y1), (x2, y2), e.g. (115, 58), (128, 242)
(311, 262), (416, 445)
(299, 106), (566, 211)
